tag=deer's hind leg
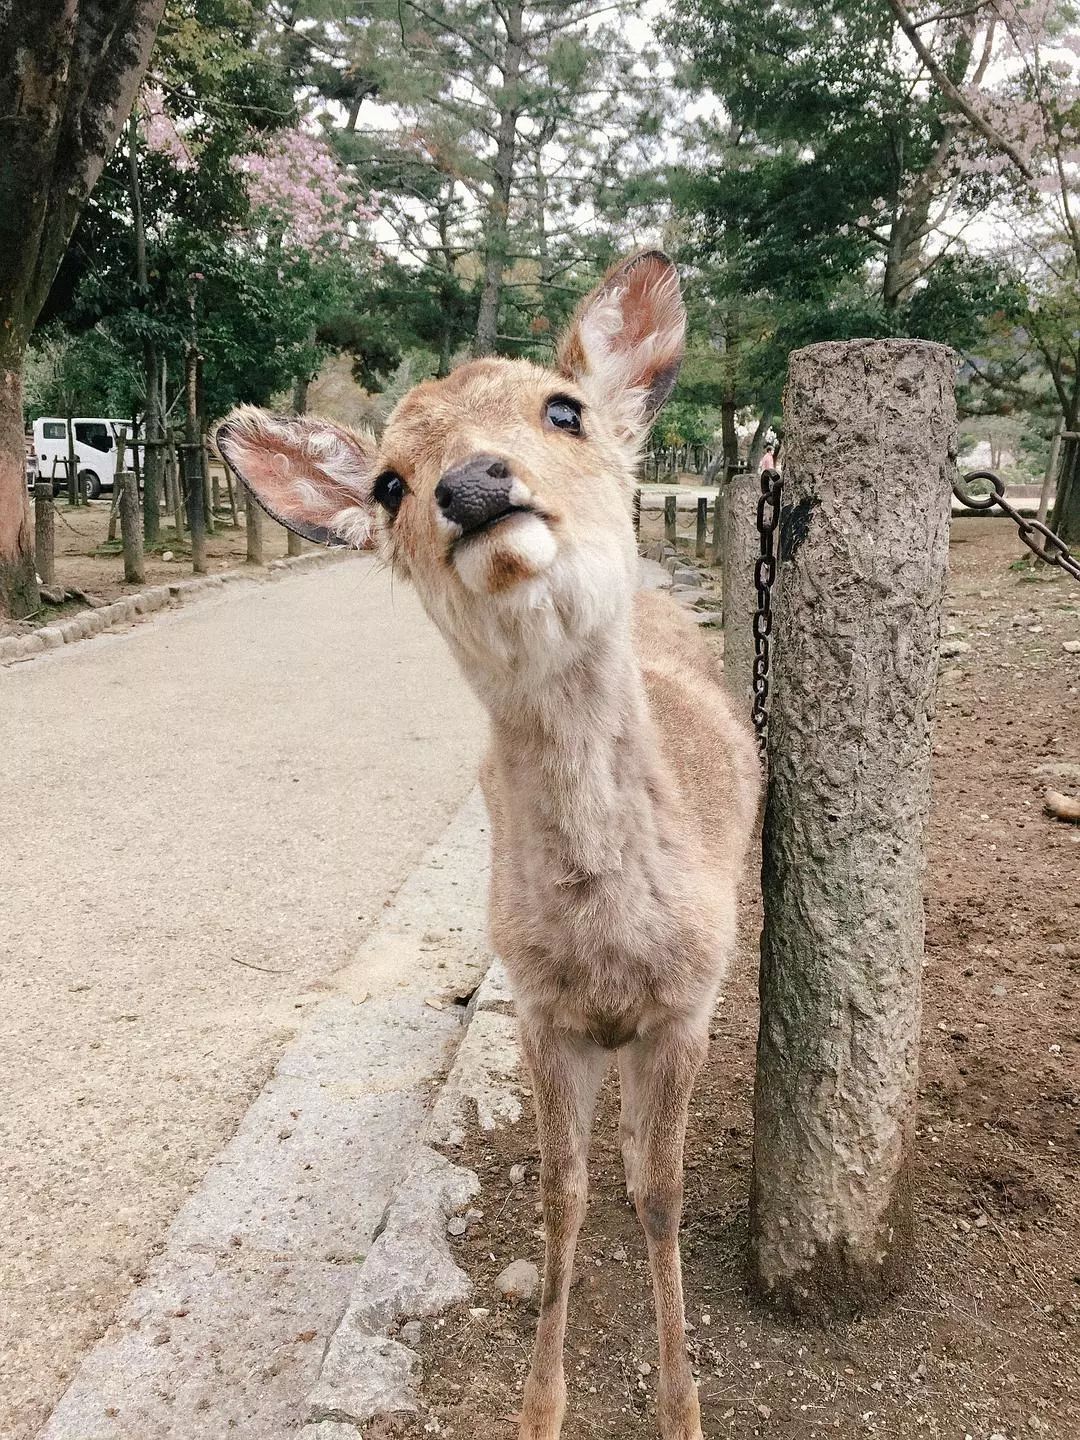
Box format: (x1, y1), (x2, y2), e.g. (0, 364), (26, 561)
(618, 1046), (641, 1204)
(622, 1019), (708, 1440)
(518, 1019), (608, 1440)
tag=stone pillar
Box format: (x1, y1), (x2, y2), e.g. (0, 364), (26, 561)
(34, 479), (55, 588)
(751, 339), (955, 1317)
(119, 471), (145, 584)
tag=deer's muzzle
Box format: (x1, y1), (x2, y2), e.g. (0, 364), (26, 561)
(435, 453), (532, 538)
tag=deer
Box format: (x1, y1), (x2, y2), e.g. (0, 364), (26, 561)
(215, 250), (761, 1440)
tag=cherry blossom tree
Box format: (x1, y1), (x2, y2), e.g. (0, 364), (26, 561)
(240, 128), (377, 255)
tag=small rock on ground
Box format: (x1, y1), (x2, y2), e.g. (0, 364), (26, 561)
(494, 1259), (540, 1303)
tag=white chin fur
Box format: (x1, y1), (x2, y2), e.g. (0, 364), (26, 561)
(453, 513), (558, 594)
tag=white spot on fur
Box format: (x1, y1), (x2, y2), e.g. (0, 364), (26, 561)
(453, 513), (557, 595)
(508, 477), (533, 507)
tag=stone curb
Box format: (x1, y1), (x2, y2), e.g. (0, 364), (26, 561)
(0, 547), (349, 666)
(38, 791), (494, 1440)
(301, 961), (525, 1433)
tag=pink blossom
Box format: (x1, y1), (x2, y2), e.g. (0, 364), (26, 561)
(238, 130), (377, 254)
(140, 87), (192, 170)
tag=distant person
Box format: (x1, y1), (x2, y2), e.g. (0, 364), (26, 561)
(760, 445), (779, 473)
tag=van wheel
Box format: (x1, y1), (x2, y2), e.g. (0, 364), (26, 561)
(80, 470), (101, 500)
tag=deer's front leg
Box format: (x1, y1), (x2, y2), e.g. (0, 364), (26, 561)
(623, 1021), (708, 1440)
(518, 1020), (607, 1440)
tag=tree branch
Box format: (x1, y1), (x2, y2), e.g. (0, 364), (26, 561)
(886, 0), (1035, 180)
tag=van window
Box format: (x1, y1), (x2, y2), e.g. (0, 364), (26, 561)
(42, 422), (66, 441)
(74, 422), (113, 453)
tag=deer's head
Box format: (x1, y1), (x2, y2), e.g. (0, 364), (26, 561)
(216, 251), (684, 672)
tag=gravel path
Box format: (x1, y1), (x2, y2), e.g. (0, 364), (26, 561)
(0, 557), (485, 1440)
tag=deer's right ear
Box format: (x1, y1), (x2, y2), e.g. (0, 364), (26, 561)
(214, 407), (378, 549)
(557, 250), (685, 445)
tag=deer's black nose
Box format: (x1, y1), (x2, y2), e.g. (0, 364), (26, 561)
(435, 454), (516, 535)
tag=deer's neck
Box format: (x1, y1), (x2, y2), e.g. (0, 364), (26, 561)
(485, 624), (662, 880)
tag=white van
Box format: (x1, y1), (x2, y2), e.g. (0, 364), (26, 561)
(32, 418), (142, 499)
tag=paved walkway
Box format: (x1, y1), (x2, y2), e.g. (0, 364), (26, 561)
(0, 558), (485, 1439)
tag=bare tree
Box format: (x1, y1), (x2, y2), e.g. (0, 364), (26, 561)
(0, 0), (165, 618)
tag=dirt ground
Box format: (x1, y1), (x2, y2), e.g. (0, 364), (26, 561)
(3, 491), (293, 637)
(393, 521), (1080, 1440)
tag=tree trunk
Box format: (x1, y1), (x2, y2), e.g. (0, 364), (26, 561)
(0, 0), (166, 618)
(120, 469), (144, 584)
(128, 110), (164, 546)
(142, 345), (164, 543)
(1053, 433), (1080, 547)
(66, 414), (80, 506)
(183, 345), (206, 573)
(751, 339), (954, 1317)
(166, 428), (183, 536)
(242, 467), (264, 565)
(721, 391), (738, 475)
(107, 424), (128, 540)
(287, 357), (313, 556)
(0, 356), (36, 616)
(720, 469), (757, 705)
(1037, 417), (1063, 527)
(473, 0), (523, 357)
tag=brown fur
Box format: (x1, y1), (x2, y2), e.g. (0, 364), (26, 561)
(215, 252), (761, 1440)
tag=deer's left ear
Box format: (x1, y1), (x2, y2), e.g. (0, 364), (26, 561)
(214, 407), (378, 549)
(557, 250), (686, 444)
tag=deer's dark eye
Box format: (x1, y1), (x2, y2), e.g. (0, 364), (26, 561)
(373, 470), (406, 515)
(545, 396), (583, 436)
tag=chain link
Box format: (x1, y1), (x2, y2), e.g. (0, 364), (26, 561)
(952, 469), (1080, 582)
(751, 467), (783, 757)
(749, 466), (1078, 759)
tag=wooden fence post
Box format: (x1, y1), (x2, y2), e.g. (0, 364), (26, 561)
(34, 480), (55, 588)
(663, 493), (677, 547)
(243, 474), (264, 565)
(720, 470), (757, 706)
(751, 339), (955, 1317)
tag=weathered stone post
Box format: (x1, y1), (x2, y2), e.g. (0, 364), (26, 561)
(695, 496), (708, 560)
(663, 493), (677, 547)
(34, 479), (55, 588)
(720, 470), (757, 707)
(751, 339), (955, 1316)
(119, 470), (145, 584)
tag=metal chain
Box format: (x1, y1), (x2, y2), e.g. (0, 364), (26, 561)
(751, 467), (784, 756)
(748, 465), (1076, 761)
(953, 469), (1080, 581)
